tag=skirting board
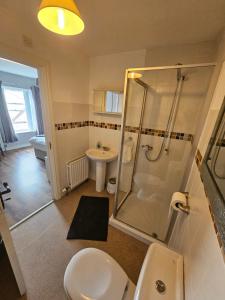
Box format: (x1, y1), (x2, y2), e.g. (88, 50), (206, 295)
(109, 215), (165, 246)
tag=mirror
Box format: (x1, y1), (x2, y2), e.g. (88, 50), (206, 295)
(206, 102), (225, 195)
(203, 98), (225, 200)
(93, 90), (123, 115)
(201, 98), (225, 248)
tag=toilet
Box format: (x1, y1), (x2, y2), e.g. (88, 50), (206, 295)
(64, 248), (135, 300)
(64, 243), (184, 300)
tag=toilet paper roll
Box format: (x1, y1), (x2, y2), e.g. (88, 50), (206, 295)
(171, 192), (187, 212)
(168, 192), (187, 221)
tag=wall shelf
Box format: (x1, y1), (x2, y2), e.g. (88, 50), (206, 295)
(93, 111), (122, 117)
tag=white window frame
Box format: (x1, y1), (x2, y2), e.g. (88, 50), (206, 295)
(2, 86), (37, 134)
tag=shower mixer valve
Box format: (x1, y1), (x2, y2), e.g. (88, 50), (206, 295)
(141, 144), (153, 151)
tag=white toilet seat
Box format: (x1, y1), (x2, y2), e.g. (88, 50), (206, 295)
(64, 248), (128, 300)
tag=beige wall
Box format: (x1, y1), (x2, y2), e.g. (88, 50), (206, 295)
(170, 33), (225, 300)
(145, 41), (216, 66)
(88, 50), (146, 180)
(48, 54), (90, 190)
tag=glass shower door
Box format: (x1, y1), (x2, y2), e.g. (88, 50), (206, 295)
(114, 78), (145, 212)
(114, 65), (214, 242)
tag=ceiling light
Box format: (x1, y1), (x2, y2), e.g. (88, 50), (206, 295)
(38, 0), (84, 36)
(128, 72), (143, 79)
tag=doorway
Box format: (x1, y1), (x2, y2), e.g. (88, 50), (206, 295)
(0, 58), (54, 227)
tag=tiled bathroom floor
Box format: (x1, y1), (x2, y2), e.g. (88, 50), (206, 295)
(11, 180), (148, 300)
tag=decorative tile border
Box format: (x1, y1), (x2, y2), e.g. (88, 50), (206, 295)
(140, 127), (193, 141)
(208, 204), (223, 249)
(195, 149), (203, 169)
(90, 121), (122, 130)
(55, 121), (89, 130)
(55, 121), (121, 131)
(125, 126), (193, 141)
(55, 121), (194, 142)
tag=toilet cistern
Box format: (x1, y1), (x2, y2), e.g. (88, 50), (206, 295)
(86, 148), (118, 192)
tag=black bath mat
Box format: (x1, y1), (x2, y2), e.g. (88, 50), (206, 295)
(67, 196), (109, 241)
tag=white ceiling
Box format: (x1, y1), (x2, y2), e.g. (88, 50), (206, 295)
(1, 0), (225, 56)
(76, 0), (225, 55)
(0, 58), (38, 78)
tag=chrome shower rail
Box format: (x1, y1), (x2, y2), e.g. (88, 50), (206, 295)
(127, 62), (216, 72)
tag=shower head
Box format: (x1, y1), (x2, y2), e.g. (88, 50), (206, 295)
(128, 72), (143, 79)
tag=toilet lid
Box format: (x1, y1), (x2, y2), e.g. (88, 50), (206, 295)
(64, 248), (128, 300)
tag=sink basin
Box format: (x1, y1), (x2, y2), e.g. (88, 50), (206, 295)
(134, 243), (183, 300)
(86, 148), (118, 162)
(86, 148), (118, 192)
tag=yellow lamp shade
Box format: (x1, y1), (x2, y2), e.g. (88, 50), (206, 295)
(38, 0), (84, 35)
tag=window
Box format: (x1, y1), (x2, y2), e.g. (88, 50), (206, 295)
(3, 87), (37, 133)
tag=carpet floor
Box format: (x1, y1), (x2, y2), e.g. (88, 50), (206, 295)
(10, 180), (148, 300)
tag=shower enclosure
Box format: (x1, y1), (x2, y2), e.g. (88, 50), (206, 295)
(112, 63), (215, 243)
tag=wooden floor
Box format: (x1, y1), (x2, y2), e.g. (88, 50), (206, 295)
(0, 147), (52, 227)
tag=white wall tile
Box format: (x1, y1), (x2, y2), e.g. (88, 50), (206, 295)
(170, 35), (225, 300)
(170, 164), (225, 300)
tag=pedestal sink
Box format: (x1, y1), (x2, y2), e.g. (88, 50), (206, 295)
(86, 148), (118, 192)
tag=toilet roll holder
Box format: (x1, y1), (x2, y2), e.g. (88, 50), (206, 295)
(175, 192), (190, 214)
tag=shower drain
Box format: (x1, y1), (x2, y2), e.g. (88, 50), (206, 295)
(155, 280), (166, 294)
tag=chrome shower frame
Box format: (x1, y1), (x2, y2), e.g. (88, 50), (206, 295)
(114, 62), (216, 244)
(113, 63), (216, 233)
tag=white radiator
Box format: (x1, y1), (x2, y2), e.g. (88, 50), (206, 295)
(67, 155), (89, 190)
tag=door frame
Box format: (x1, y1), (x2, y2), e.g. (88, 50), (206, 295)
(0, 201), (26, 295)
(0, 42), (61, 200)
